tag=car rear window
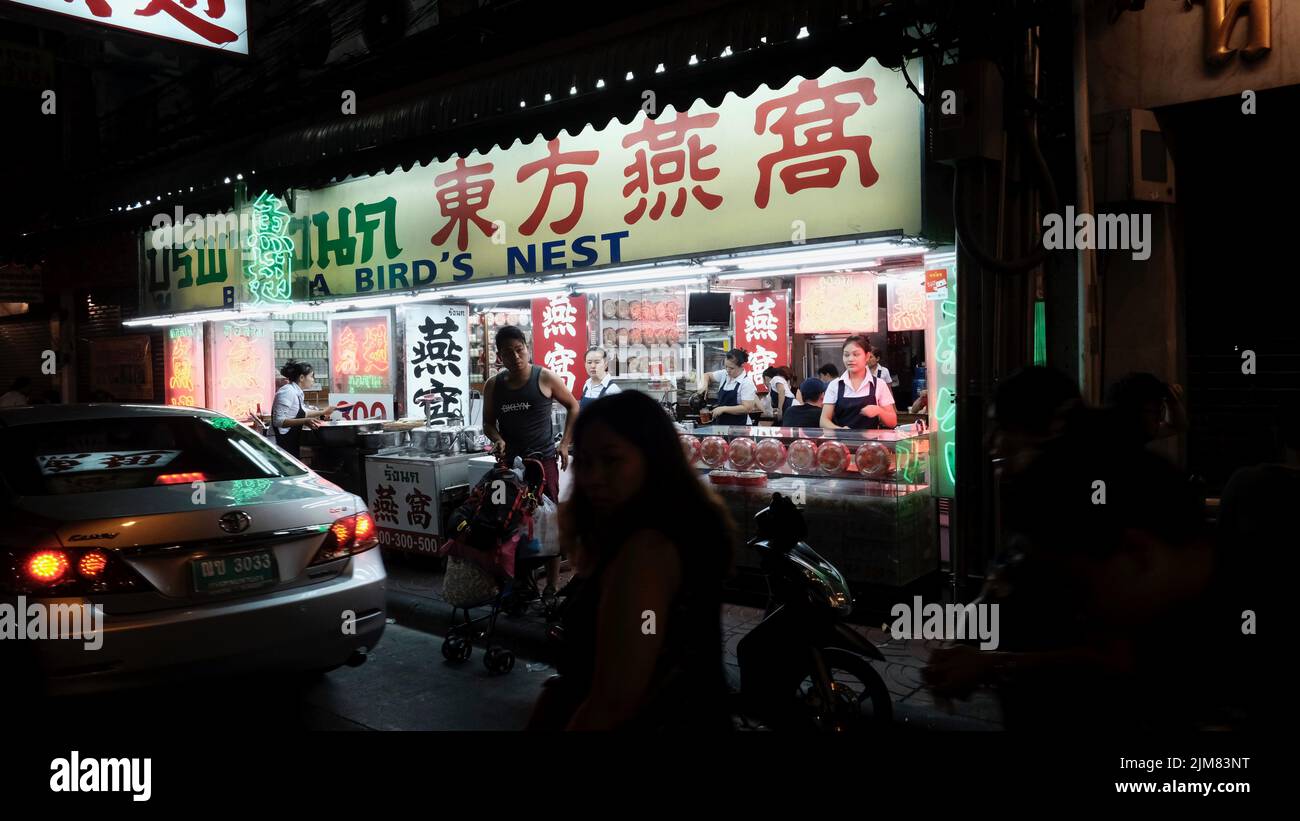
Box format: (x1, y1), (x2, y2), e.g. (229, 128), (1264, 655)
(0, 415), (307, 496)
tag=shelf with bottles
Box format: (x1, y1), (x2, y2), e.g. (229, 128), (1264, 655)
(681, 424), (930, 492)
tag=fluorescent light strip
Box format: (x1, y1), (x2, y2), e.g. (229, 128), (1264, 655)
(726, 240), (926, 271)
(123, 308), (271, 327)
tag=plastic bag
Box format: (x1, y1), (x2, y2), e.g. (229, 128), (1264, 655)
(518, 496), (561, 558)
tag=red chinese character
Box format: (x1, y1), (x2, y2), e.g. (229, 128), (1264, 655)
(430, 158), (496, 252)
(67, 0), (112, 17)
(517, 138), (599, 235)
(753, 77), (880, 208)
(621, 111), (722, 224)
(136, 1), (238, 45)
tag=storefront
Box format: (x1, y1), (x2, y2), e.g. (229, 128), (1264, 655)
(128, 56), (955, 582)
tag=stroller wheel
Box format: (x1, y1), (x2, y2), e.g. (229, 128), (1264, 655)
(484, 647), (515, 675)
(443, 636), (471, 663)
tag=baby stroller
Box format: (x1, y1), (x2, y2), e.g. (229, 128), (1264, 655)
(436, 453), (546, 674)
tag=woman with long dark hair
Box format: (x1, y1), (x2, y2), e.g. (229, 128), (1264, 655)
(528, 390), (737, 731)
(271, 360), (334, 457)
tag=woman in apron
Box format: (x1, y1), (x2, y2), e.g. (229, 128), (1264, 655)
(761, 366), (795, 424)
(698, 348), (759, 426)
(271, 360), (334, 457)
(580, 347), (623, 411)
(820, 336), (899, 430)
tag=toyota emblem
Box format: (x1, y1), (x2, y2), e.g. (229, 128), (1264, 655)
(219, 511), (252, 534)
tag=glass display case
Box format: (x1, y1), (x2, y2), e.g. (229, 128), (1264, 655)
(597, 288), (689, 378)
(687, 424), (936, 587)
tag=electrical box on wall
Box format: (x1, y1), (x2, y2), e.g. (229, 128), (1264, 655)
(1091, 109), (1176, 203)
(928, 60), (1003, 164)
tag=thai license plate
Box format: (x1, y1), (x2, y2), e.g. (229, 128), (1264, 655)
(191, 549), (277, 594)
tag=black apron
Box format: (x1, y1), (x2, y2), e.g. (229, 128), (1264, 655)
(579, 378), (612, 411)
(276, 403), (306, 457)
(713, 377), (749, 426)
(829, 374), (882, 431)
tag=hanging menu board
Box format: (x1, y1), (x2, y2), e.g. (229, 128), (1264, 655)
(597, 290), (689, 378)
(328, 310), (395, 419)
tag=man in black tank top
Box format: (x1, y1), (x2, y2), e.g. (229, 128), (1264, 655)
(483, 325), (582, 599)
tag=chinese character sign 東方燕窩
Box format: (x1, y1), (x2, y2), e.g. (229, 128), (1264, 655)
(405, 305), (471, 423)
(143, 59), (922, 315)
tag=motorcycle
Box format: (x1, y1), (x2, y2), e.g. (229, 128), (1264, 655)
(734, 492), (893, 731)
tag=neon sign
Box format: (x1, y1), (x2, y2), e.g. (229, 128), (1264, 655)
(164, 323), (205, 407)
(243, 191), (294, 305)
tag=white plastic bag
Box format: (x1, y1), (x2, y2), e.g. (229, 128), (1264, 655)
(520, 495), (561, 558)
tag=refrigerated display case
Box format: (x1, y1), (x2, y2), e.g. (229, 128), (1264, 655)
(686, 424), (936, 587)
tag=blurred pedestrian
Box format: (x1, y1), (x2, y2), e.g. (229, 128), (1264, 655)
(528, 391), (735, 731)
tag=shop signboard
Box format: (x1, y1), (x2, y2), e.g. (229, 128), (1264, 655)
(364, 460), (443, 555)
(140, 58), (922, 314)
(731, 291), (790, 394)
(531, 294), (588, 393)
(209, 320), (273, 422)
(794, 272), (878, 334)
(89, 335), (153, 401)
(402, 304), (472, 424)
(924, 267), (949, 301)
(328, 310), (394, 419)
(164, 323), (206, 407)
(886, 276), (928, 331)
(10, 1), (250, 54)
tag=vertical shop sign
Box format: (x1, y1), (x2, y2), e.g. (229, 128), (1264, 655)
(210, 320), (273, 421)
(164, 323), (206, 407)
(404, 304), (471, 423)
(328, 311), (395, 419)
(731, 291), (790, 393)
(531, 294), (587, 393)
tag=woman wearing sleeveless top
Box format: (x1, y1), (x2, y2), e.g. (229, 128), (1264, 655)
(527, 390), (736, 731)
(482, 325), (581, 601)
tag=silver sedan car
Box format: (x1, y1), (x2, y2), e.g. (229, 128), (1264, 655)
(0, 404), (386, 695)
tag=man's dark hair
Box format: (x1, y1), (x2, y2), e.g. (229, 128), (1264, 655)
(1107, 372), (1167, 411)
(817, 363), (840, 379)
(495, 324), (528, 351)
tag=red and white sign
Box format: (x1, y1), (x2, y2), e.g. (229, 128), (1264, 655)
(731, 291), (790, 393)
(531, 294), (588, 393)
(11, 1), (250, 55)
(925, 268), (949, 300)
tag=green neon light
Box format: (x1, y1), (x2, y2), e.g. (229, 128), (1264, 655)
(230, 478), (273, 506)
(244, 190), (294, 305)
(896, 441), (914, 484)
(169, 325), (196, 339)
(944, 441), (956, 487)
(205, 417), (238, 431)
(931, 267), (957, 498)
(1033, 300), (1046, 367)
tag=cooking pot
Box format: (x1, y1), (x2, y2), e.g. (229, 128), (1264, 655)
(311, 419), (383, 447)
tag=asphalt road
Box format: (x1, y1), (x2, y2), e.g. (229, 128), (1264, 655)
(40, 624), (550, 732)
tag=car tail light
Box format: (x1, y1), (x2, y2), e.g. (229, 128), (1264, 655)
(26, 550), (69, 583)
(155, 472), (207, 485)
(6, 546), (147, 596)
(312, 511), (380, 565)
(78, 550), (109, 578)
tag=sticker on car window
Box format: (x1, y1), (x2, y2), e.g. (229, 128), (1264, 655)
(36, 450), (182, 476)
